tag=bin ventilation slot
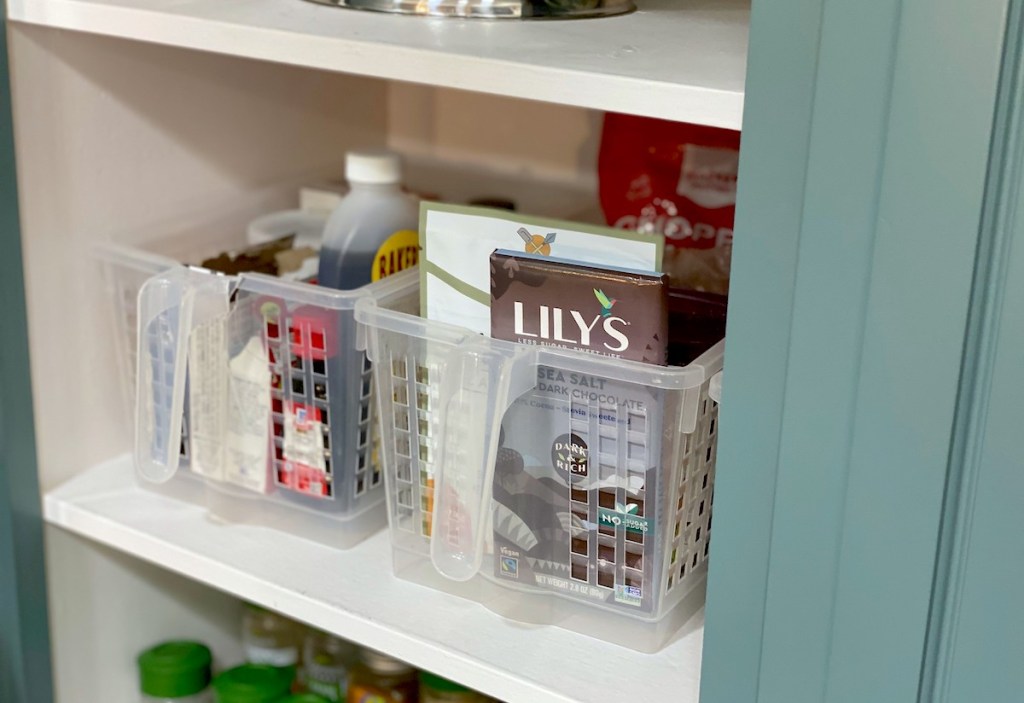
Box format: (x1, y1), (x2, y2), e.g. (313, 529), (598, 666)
(665, 385), (717, 594)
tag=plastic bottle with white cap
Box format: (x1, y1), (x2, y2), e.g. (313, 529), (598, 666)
(317, 150), (420, 290)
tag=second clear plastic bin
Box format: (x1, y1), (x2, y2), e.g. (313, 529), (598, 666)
(107, 233), (417, 546)
(355, 293), (722, 651)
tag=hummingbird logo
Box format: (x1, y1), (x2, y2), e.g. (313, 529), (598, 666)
(517, 227), (556, 256)
(594, 288), (617, 317)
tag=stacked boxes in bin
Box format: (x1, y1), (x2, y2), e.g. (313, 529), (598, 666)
(355, 295), (722, 652)
(100, 239), (417, 547)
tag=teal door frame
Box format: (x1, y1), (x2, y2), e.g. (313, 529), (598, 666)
(921, 0), (1024, 698)
(0, 2), (53, 701)
(703, 0), (1017, 701)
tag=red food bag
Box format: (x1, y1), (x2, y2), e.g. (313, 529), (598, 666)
(599, 113), (740, 294)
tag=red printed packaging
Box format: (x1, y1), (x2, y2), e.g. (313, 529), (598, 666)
(598, 113), (740, 294)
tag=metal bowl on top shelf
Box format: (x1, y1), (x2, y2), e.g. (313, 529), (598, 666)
(304, 0), (635, 19)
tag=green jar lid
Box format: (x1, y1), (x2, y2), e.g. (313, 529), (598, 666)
(420, 671), (472, 694)
(138, 641), (212, 698)
(278, 695), (331, 703)
(213, 664), (293, 703)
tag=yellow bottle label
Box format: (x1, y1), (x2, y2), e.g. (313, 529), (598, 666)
(371, 229), (419, 282)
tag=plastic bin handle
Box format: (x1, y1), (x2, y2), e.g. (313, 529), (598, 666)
(134, 267), (232, 483)
(708, 371), (723, 404)
(430, 339), (536, 581)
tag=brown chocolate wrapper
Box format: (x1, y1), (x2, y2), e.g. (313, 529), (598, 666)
(665, 288), (728, 367)
(490, 251), (669, 365)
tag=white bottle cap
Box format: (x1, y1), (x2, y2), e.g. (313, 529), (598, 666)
(345, 151), (402, 185)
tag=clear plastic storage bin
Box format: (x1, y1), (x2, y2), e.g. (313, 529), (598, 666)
(99, 236), (417, 547)
(355, 293), (722, 651)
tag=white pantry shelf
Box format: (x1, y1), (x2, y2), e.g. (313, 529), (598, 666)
(9, 0), (748, 128)
(44, 456), (704, 703)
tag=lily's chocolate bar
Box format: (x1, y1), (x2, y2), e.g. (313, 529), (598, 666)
(488, 252), (671, 614)
(490, 250), (669, 365)
(490, 369), (665, 614)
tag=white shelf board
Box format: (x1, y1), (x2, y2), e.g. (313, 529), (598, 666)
(10, 0), (748, 128)
(45, 456), (704, 703)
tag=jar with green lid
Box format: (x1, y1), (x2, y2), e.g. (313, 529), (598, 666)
(347, 649), (418, 703)
(138, 641), (213, 703)
(242, 604), (303, 679)
(419, 672), (480, 703)
(213, 664), (293, 703)
(299, 630), (355, 701)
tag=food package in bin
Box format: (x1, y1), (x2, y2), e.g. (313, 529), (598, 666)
(599, 113), (740, 294)
(491, 371), (668, 614)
